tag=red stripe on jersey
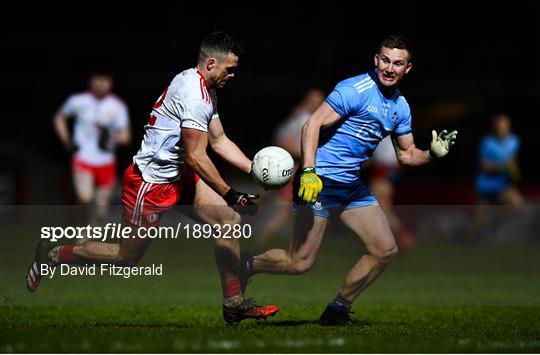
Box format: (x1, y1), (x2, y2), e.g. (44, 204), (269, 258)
(203, 86), (210, 103)
(204, 82), (209, 102)
(199, 77), (205, 101)
(196, 69), (210, 103)
(153, 87), (169, 109)
(196, 69), (208, 87)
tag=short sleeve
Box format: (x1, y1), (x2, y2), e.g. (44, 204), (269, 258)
(393, 99), (412, 136)
(324, 83), (362, 118)
(60, 95), (78, 116)
(181, 99), (214, 132)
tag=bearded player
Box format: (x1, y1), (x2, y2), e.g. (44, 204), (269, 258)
(240, 35), (457, 325)
(26, 31), (279, 325)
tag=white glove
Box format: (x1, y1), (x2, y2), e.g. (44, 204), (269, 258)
(429, 130), (457, 159)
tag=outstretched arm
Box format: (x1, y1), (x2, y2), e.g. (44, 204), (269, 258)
(393, 130), (457, 167)
(392, 133), (430, 167)
(208, 118), (252, 174)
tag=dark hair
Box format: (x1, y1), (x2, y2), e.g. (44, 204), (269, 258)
(90, 72), (112, 80)
(378, 35), (413, 62)
(198, 31), (243, 64)
(87, 66), (113, 80)
(492, 112), (511, 123)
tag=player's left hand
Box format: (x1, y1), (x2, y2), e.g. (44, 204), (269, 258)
(429, 129), (458, 159)
(298, 167), (323, 203)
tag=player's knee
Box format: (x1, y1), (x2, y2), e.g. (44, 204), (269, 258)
(289, 256), (315, 275)
(289, 262), (312, 275)
(372, 243), (398, 264)
(511, 194), (524, 209)
(203, 206), (241, 227)
(78, 195), (93, 205)
(213, 235), (239, 249)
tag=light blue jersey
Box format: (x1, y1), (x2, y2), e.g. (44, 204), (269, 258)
(475, 134), (520, 195)
(317, 70), (412, 183)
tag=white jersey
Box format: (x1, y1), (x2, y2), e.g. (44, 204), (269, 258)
(61, 92), (129, 166)
(133, 68), (219, 183)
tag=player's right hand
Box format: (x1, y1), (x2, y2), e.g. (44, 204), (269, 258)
(298, 167), (323, 203)
(224, 188), (259, 216)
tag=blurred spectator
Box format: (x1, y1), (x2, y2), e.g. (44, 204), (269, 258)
(467, 113), (523, 241)
(475, 113), (522, 205)
(256, 88), (325, 248)
(369, 136), (418, 249)
(53, 72), (131, 224)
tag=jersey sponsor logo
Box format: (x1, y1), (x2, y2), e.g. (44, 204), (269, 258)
(355, 121), (385, 142)
(367, 106), (378, 114)
(281, 167), (294, 177)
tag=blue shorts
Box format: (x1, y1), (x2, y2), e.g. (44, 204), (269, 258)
(476, 186), (512, 203)
(475, 174), (511, 201)
(475, 178), (512, 203)
(293, 174), (378, 218)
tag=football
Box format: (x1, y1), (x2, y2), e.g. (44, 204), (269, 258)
(251, 146), (295, 189)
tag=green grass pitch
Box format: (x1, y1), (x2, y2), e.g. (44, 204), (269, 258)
(1, 223), (539, 353)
